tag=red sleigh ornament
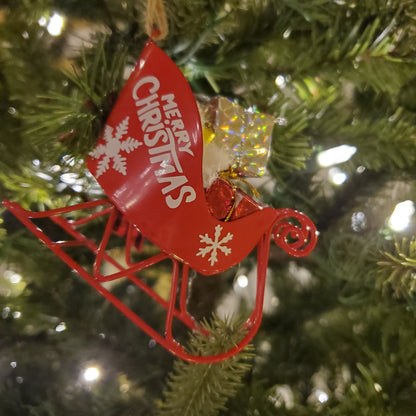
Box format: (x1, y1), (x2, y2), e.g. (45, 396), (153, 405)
(3, 40), (317, 363)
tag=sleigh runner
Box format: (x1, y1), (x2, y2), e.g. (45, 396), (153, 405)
(3, 40), (317, 363)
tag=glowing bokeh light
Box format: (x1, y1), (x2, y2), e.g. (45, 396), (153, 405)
(275, 75), (286, 88)
(316, 389), (329, 403)
(13, 311), (21, 319)
(351, 211), (367, 232)
(388, 200), (415, 231)
(317, 145), (357, 167)
(55, 322), (67, 332)
(47, 13), (65, 36)
(38, 16), (47, 26)
(4, 270), (22, 284)
(328, 167), (347, 185)
(83, 366), (100, 382)
(10, 273), (22, 284)
(237, 274), (249, 288)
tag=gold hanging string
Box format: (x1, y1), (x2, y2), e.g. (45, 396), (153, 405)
(145, 0), (168, 41)
(219, 167), (261, 200)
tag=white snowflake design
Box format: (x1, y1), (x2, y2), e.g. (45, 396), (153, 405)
(196, 225), (233, 266)
(89, 116), (142, 177)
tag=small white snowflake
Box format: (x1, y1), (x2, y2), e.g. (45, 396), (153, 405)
(196, 225), (233, 266)
(89, 116), (142, 177)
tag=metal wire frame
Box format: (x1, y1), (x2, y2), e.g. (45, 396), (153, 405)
(3, 199), (272, 363)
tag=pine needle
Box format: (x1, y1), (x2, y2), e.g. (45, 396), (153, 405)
(377, 238), (416, 299)
(157, 315), (254, 416)
(22, 35), (128, 159)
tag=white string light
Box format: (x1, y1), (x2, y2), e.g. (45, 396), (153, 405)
(316, 389), (329, 403)
(388, 200), (415, 231)
(275, 75), (287, 88)
(236, 274), (249, 288)
(328, 167), (347, 185)
(47, 13), (65, 37)
(83, 366), (101, 383)
(317, 145), (357, 167)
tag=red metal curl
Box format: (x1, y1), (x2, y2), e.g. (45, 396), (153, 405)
(272, 208), (318, 257)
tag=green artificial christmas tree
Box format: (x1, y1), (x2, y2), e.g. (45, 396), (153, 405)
(1, 1), (416, 415)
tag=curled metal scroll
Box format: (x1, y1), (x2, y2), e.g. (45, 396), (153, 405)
(272, 208), (318, 257)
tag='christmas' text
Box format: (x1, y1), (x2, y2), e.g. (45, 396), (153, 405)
(132, 75), (196, 209)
